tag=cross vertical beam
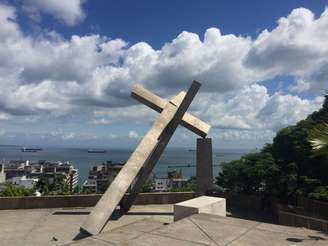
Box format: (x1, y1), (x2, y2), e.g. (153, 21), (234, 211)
(120, 92), (187, 213)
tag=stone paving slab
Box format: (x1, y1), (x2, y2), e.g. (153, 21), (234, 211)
(65, 238), (113, 246)
(151, 217), (216, 245)
(229, 228), (322, 246)
(70, 213), (328, 246)
(0, 204), (173, 246)
(1, 205), (327, 246)
(120, 233), (207, 246)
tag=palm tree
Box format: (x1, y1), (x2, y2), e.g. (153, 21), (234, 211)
(309, 122), (328, 154)
(309, 92), (328, 155)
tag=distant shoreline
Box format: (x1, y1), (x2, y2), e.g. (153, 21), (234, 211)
(0, 145), (254, 152)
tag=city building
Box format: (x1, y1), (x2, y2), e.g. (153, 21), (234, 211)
(0, 163), (5, 184)
(1, 160), (79, 193)
(171, 178), (189, 189)
(9, 176), (39, 189)
(154, 169), (190, 192)
(154, 177), (171, 192)
(0, 164), (6, 192)
(82, 161), (124, 193)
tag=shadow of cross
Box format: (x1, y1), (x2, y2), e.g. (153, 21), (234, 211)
(80, 80), (211, 236)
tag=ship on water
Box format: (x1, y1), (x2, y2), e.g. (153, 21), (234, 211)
(21, 147), (43, 152)
(87, 149), (107, 154)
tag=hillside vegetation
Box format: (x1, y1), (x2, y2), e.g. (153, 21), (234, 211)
(217, 93), (328, 202)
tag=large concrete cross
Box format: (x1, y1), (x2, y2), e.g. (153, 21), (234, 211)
(80, 81), (211, 235)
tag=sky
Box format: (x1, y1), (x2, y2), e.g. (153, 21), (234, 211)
(0, 0), (327, 149)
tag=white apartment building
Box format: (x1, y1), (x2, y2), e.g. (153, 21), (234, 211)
(10, 176), (39, 189)
(0, 164), (5, 184)
(154, 178), (171, 192)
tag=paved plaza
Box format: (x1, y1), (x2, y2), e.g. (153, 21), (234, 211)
(1, 204), (327, 246)
(0, 205), (172, 246)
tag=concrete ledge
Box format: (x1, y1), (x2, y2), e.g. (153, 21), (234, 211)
(174, 195), (226, 221)
(278, 210), (328, 233)
(0, 192), (195, 210)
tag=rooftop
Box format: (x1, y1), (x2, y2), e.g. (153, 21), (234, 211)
(1, 204), (327, 246)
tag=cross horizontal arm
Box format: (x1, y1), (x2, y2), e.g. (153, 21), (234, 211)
(131, 84), (211, 137)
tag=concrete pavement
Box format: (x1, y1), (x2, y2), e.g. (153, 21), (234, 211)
(0, 204), (173, 246)
(1, 204), (327, 246)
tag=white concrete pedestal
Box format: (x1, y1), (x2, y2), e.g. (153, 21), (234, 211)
(174, 196), (226, 221)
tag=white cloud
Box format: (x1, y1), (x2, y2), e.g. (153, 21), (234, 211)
(128, 130), (140, 140)
(288, 79), (311, 93)
(23, 0), (87, 26)
(0, 3), (327, 143)
(257, 93), (323, 130)
(92, 119), (112, 125)
(200, 84), (324, 131)
(49, 129), (98, 140)
(94, 105), (156, 123)
(245, 7), (328, 91)
(0, 112), (11, 120)
(0, 3), (20, 40)
(61, 132), (75, 140)
(213, 129), (276, 141)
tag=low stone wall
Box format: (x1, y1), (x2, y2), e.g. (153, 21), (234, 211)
(278, 210), (328, 233)
(0, 192), (196, 210)
(208, 191), (262, 211)
(297, 196), (328, 220)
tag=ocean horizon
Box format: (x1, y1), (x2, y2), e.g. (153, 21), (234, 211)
(0, 145), (251, 185)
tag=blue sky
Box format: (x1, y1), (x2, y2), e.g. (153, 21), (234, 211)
(18, 1), (328, 48)
(0, 0), (327, 149)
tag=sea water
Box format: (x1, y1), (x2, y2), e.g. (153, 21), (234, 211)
(0, 146), (249, 185)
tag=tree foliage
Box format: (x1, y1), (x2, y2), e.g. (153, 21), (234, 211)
(308, 92), (328, 155)
(217, 149), (278, 195)
(36, 174), (70, 195)
(1, 183), (36, 197)
(142, 181), (155, 192)
(217, 93), (328, 202)
(170, 182), (196, 192)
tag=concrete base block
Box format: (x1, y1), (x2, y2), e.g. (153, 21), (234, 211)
(174, 196), (226, 221)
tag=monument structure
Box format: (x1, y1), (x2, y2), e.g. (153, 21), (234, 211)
(80, 81), (211, 235)
(196, 138), (213, 195)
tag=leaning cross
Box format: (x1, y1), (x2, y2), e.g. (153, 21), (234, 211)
(81, 81), (211, 235)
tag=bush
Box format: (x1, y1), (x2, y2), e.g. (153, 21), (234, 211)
(308, 186), (328, 202)
(36, 174), (70, 195)
(217, 150), (278, 195)
(1, 183), (36, 197)
(170, 183), (196, 192)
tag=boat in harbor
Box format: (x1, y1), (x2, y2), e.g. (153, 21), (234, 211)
(87, 149), (107, 154)
(21, 147), (43, 152)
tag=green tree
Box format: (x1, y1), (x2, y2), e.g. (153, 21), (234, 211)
(142, 181), (154, 192)
(73, 185), (80, 194)
(36, 174), (71, 195)
(270, 92), (328, 202)
(309, 122), (328, 155)
(170, 182), (196, 192)
(216, 92), (328, 202)
(1, 183), (35, 197)
(309, 92), (328, 155)
(217, 149), (279, 195)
